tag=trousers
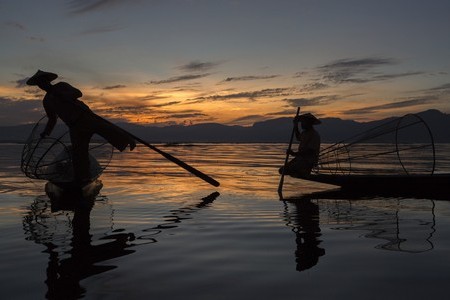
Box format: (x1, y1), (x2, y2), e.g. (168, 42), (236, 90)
(278, 156), (316, 178)
(69, 112), (134, 182)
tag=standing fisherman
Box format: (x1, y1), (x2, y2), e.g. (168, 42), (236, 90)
(26, 70), (136, 185)
(279, 113), (321, 177)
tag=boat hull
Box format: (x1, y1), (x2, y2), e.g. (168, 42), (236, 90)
(45, 179), (103, 211)
(301, 173), (450, 199)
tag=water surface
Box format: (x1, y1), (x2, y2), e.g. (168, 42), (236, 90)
(1, 143), (450, 299)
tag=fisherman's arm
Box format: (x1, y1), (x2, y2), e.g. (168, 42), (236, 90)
(288, 147), (314, 156)
(40, 100), (58, 138)
(293, 117), (301, 140)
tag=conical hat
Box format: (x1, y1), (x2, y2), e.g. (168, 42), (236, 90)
(298, 113), (321, 125)
(26, 70), (58, 86)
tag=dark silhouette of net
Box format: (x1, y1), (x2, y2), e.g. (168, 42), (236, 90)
(21, 116), (114, 183)
(315, 114), (435, 176)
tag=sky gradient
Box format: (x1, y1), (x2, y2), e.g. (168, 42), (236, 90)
(1, 0), (450, 126)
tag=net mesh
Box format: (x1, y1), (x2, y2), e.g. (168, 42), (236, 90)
(315, 114), (436, 176)
(21, 116), (114, 183)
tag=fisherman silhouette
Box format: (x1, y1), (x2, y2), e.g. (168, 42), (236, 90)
(26, 70), (136, 185)
(279, 113), (321, 177)
(284, 198), (325, 271)
(292, 199), (325, 271)
(24, 187), (136, 299)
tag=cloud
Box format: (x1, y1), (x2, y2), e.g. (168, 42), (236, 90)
(67, 0), (139, 14)
(15, 76), (44, 95)
(140, 94), (169, 101)
(300, 82), (329, 92)
(319, 57), (396, 72)
(317, 57), (397, 84)
(26, 36), (45, 42)
(77, 24), (124, 35)
(102, 105), (151, 114)
(425, 82), (450, 93)
(164, 112), (208, 119)
(342, 97), (437, 115)
(283, 95), (339, 107)
(0, 97), (43, 126)
(151, 101), (181, 107)
(4, 21), (26, 30)
(222, 75), (280, 82)
(189, 88), (292, 102)
(265, 109), (299, 117)
(178, 61), (221, 73)
(102, 84), (127, 90)
(294, 71), (308, 78)
(4, 21), (45, 42)
(148, 73), (211, 85)
(153, 109), (215, 125)
(370, 72), (424, 81)
(229, 114), (267, 125)
(15, 78), (29, 88)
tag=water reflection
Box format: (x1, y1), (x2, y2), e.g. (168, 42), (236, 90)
(283, 195), (438, 272)
(308, 190), (438, 253)
(324, 198), (437, 253)
(142, 191), (219, 235)
(283, 199), (325, 271)
(23, 182), (136, 299)
(22, 182), (219, 299)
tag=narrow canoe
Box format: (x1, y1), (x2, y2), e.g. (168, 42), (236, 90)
(299, 173), (450, 199)
(45, 179), (103, 210)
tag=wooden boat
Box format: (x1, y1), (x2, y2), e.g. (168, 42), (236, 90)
(281, 112), (449, 199)
(299, 173), (450, 200)
(45, 179), (103, 210)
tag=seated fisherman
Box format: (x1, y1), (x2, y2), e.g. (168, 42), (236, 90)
(26, 70), (136, 185)
(279, 113), (321, 177)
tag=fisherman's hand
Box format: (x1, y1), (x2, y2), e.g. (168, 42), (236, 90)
(287, 149), (295, 156)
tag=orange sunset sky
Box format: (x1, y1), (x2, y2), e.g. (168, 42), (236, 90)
(1, 0), (450, 127)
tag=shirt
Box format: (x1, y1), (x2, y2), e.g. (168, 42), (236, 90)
(297, 128), (321, 163)
(42, 82), (91, 132)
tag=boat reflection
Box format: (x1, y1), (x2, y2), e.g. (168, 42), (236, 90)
(321, 198), (436, 254)
(283, 194), (438, 272)
(297, 190), (438, 253)
(22, 183), (219, 299)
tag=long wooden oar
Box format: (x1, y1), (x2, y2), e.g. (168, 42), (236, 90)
(278, 107), (300, 198)
(94, 115), (220, 187)
(131, 134), (220, 187)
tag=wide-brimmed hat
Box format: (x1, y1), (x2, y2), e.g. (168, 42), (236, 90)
(26, 70), (58, 86)
(298, 113), (321, 125)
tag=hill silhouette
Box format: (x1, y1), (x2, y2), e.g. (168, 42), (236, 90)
(1, 109), (449, 143)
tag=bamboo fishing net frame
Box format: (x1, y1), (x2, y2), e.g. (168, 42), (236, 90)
(314, 113), (436, 176)
(21, 116), (114, 182)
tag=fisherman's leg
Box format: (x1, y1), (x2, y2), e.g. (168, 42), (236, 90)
(279, 157), (299, 175)
(295, 159), (313, 177)
(70, 127), (93, 184)
(280, 157), (313, 178)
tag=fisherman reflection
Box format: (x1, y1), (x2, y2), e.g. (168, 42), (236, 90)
(24, 187), (220, 299)
(279, 113), (321, 177)
(26, 70), (136, 186)
(23, 185), (135, 299)
(284, 199), (325, 271)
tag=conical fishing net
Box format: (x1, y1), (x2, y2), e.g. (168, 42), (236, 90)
(21, 116), (114, 183)
(316, 113), (436, 176)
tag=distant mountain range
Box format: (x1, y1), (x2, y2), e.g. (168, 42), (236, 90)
(1, 109), (449, 143)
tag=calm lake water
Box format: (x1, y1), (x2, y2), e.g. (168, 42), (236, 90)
(1, 143), (450, 299)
